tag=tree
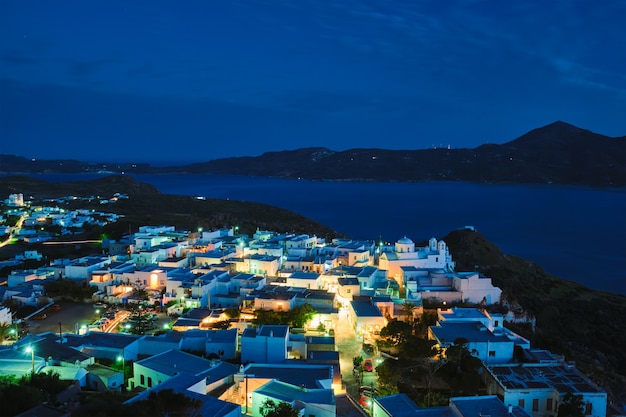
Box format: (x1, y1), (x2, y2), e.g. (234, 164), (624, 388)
(557, 392), (584, 417)
(128, 388), (202, 417)
(413, 310), (438, 338)
(260, 399), (299, 417)
(401, 301), (417, 322)
(0, 371), (70, 416)
(411, 349), (447, 407)
(224, 308), (240, 319)
(213, 320), (231, 330)
(287, 303), (316, 328)
(400, 335), (437, 360)
(379, 319), (413, 346)
(0, 323), (11, 343)
(253, 304), (317, 328)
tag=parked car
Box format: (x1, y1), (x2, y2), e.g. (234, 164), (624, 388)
(363, 358), (373, 372)
(32, 313), (47, 320)
(48, 304), (61, 312)
(359, 386), (376, 395)
(359, 395), (372, 407)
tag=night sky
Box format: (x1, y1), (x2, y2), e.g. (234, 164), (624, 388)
(1, 1), (625, 164)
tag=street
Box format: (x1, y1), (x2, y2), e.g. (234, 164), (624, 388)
(24, 301), (97, 336)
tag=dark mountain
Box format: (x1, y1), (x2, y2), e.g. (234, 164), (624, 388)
(171, 121), (625, 186)
(1, 121), (624, 186)
(0, 175), (160, 198)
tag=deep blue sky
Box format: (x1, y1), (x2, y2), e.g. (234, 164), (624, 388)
(1, 1), (625, 164)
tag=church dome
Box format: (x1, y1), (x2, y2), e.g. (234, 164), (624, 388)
(397, 236), (413, 244)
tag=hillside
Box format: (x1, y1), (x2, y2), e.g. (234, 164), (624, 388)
(0, 175), (341, 244)
(1, 121), (625, 186)
(172, 122), (626, 186)
(443, 228), (626, 405)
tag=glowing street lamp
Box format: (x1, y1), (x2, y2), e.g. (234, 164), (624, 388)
(117, 352), (125, 382)
(25, 345), (34, 375)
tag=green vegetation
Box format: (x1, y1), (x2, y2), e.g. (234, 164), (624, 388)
(557, 392), (585, 417)
(260, 399), (299, 417)
(71, 388), (202, 417)
(0, 371), (70, 416)
(253, 304), (317, 328)
(443, 228), (626, 405)
(122, 304), (157, 335)
(44, 278), (98, 301)
(375, 312), (483, 405)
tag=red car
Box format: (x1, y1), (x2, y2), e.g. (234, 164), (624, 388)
(363, 358), (373, 372)
(32, 313), (47, 320)
(359, 395), (372, 407)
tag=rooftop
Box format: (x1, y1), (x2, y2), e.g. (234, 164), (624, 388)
(488, 363), (604, 393)
(244, 363), (333, 389)
(136, 349), (215, 376)
(254, 379), (335, 405)
(430, 322), (510, 344)
(351, 299), (383, 317)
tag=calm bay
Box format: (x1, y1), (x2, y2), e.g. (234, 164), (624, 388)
(20, 174), (626, 296)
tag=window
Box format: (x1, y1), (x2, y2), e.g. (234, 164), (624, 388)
(547, 398), (553, 411)
(148, 377), (152, 388)
(518, 399), (525, 408)
(532, 399), (539, 412)
(494, 320), (499, 327)
(140, 375), (145, 385)
(585, 403), (592, 415)
(489, 350), (496, 357)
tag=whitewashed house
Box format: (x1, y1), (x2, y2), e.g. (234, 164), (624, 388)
(241, 325), (289, 364)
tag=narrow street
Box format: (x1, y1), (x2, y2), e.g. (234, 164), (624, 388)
(335, 308), (378, 414)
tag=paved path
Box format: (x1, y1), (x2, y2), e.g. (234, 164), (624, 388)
(335, 309), (378, 414)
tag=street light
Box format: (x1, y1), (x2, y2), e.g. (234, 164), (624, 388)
(25, 345), (34, 375)
(117, 352), (125, 382)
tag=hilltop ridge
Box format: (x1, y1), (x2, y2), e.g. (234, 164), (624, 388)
(1, 121), (624, 186)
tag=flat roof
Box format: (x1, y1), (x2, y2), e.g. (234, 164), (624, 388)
(244, 363), (333, 389)
(430, 322), (510, 344)
(137, 349), (213, 376)
(488, 364), (604, 394)
(255, 379), (335, 405)
(452, 395), (532, 417)
(351, 299), (383, 317)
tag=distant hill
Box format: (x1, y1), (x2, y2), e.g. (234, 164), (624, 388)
(0, 175), (340, 241)
(1, 121), (625, 186)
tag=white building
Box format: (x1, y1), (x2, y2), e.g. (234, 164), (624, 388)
(379, 237), (455, 290)
(6, 193), (24, 207)
(403, 268), (502, 305)
(483, 360), (607, 417)
(241, 325), (289, 364)
(429, 308), (530, 364)
(0, 306), (12, 325)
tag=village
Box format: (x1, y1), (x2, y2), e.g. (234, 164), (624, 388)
(0, 192), (609, 417)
